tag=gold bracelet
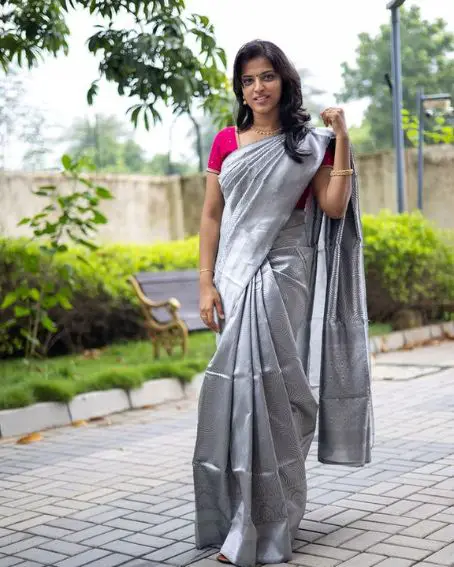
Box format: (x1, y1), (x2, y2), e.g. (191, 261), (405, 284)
(199, 268), (214, 274)
(330, 168), (353, 177)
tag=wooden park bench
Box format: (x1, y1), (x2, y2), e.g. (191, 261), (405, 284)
(128, 270), (204, 358)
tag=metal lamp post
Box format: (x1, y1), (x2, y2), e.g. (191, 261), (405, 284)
(416, 90), (452, 211)
(387, 0), (406, 213)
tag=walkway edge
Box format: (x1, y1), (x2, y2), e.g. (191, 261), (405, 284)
(1, 321), (453, 439)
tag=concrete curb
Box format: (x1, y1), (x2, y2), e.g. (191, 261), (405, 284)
(369, 321), (454, 355)
(1, 321), (452, 439)
(0, 377), (185, 439)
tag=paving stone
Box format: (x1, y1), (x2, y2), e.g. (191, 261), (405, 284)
(82, 529), (133, 547)
(428, 523), (454, 542)
(144, 542), (194, 561)
(123, 534), (174, 548)
(289, 552), (340, 567)
(400, 520), (447, 538)
(0, 536), (49, 555)
(12, 561), (44, 567)
(0, 556), (23, 567)
(384, 534), (444, 551)
(336, 554), (385, 567)
(100, 540), (157, 556)
(373, 560), (414, 567)
(62, 525), (112, 544)
(143, 519), (192, 537)
(423, 542), (454, 566)
(81, 553), (132, 567)
(341, 531), (388, 551)
(123, 512), (164, 525)
(165, 547), (215, 566)
(368, 543), (430, 561)
(39, 541), (88, 556)
(314, 528), (364, 547)
(54, 548), (111, 567)
(16, 547), (67, 564)
(296, 544), (356, 561)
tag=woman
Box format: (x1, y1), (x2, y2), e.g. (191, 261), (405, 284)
(193, 40), (372, 567)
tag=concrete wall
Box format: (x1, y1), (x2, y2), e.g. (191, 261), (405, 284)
(1, 145), (453, 243)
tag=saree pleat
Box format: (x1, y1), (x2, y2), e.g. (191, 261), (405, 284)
(193, 128), (373, 567)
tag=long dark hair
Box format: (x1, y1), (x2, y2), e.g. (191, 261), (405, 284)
(233, 40), (312, 163)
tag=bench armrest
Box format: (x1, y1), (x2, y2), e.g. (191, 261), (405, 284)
(128, 276), (182, 313)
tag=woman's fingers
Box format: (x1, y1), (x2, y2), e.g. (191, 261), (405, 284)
(214, 295), (224, 320)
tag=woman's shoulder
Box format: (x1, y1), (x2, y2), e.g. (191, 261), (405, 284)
(212, 126), (237, 143)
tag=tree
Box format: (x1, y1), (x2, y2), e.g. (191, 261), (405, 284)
(298, 68), (326, 123)
(337, 6), (454, 149)
(349, 121), (380, 154)
(0, 68), (52, 169)
(145, 153), (194, 176)
(63, 114), (149, 173)
(0, 0), (230, 128)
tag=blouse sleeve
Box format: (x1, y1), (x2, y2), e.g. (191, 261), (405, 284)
(320, 142), (335, 168)
(207, 133), (222, 174)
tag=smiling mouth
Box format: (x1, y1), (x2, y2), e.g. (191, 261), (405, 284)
(254, 96), (269, 103)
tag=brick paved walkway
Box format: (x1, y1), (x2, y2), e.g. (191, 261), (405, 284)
(0, 342), (453, 567)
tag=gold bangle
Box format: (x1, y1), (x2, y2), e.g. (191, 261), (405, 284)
(330, 168), (353, 177)
(199, 268), (214, 274)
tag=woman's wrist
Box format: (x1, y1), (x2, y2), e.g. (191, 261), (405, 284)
(200, 270), (214, 284)
(335, 131), (349, 142)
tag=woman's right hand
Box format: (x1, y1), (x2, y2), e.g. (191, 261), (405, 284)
(200, 279), (224, 333)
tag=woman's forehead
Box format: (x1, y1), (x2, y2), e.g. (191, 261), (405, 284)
(242, 57), (274, 75)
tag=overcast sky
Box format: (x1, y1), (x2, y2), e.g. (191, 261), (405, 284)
(8, 0), (454, 169)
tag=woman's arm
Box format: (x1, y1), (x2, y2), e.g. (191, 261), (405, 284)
(312, 107), (352, 219)
(312, 134), (352, 219)
(199, 172), (225, 332)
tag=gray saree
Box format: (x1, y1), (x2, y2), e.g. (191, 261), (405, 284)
(192, 127), (373, 567)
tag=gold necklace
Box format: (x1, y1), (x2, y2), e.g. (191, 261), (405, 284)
(251, 125), (282, 136)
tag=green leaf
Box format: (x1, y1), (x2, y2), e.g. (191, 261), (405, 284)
(96, 186), (113, 199)
(17, 217), (31, 226)
(61, 154), (72, 170)
(29, 288), (40, 301)
(14, 305), (31, 318)
(57, 295), (73, 310)
(40, 315), (57, 332)
(1, 292), (18, 309)
(92, 210), (108, 224)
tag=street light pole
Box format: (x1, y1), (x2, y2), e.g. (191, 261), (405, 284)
(387, 0), (406, 213)
(416, 87), (424, 211)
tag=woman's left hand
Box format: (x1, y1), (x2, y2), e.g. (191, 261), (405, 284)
(320, 107), (349, 139)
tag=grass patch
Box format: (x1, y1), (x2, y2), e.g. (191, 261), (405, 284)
(0, 324), (390, 410)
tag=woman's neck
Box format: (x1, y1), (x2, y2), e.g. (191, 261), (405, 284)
(252, 111), (280, 131)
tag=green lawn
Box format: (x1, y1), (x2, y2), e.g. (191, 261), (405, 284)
(0, 324), (390, 411)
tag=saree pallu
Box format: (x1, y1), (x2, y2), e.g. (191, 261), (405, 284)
(193, 128), (373, 567)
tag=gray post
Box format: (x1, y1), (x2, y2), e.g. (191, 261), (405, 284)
(417, 88), (424, 210)
(387, 0), (406, 213)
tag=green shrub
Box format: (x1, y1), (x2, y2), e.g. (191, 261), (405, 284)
(362, 210), (454, 322)
(32, 379), (76, 403)
(81, 367), (145, 393)
(0, 385), (35, 410)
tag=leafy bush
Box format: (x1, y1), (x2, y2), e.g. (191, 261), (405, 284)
(0, 237), (199, 357)
(362, 210), (454, 322)
(1, 212), (453, 358)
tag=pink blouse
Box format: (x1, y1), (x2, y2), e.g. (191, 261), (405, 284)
(207, 126), (335, 210)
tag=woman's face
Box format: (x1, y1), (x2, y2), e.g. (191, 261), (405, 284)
(241, 57), (282, 116)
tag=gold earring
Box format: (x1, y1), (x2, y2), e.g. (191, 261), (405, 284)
(243, 98), (247, 106)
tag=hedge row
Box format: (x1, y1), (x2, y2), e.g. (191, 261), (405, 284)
(0, 211), (453, 357)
